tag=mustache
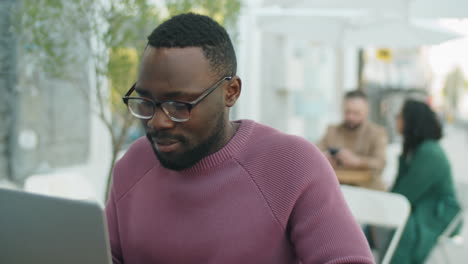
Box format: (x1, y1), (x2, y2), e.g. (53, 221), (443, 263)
(146, 131), (186, 143)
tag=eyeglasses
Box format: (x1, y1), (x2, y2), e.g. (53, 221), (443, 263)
(123, 76), (232, 122)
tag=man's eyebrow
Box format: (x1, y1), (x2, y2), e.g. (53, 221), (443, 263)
(134, 88), (151, 96)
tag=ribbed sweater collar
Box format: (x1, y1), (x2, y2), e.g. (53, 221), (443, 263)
(157, 119), (254, 174)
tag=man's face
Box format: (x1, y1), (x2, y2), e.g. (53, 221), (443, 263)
(136, 47), (231, 170)
(343, 97), (369, 130)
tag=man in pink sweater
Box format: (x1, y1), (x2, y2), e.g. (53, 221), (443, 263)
(106, 13), (374, 264)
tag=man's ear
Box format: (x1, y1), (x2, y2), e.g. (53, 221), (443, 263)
(224, 76), (241, 107)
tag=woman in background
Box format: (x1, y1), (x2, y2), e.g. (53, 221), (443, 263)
(391, 99), (461, 264)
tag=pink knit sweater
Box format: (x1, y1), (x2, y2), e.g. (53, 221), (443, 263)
(106, 120), (374, 264)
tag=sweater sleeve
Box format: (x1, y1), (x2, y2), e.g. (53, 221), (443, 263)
(392, 142), (446, 204)
(288, 142), (374, 264)
(106, 186), (124, 264)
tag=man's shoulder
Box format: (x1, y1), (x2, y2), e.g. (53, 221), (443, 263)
(238, 121), (334, 226)
(327, 123), (341, 131)
(111, 136), (157, 200)
(367, 121), (385, 132)
(248, 121), (317, 154)
(239, 121), (324, 173)
(366, 121), (387, 136)
(323, 123), (343, 135)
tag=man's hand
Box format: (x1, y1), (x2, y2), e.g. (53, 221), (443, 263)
(335, 149), (362, 168)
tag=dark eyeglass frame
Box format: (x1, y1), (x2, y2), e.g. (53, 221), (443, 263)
(122, 76), (232, 122)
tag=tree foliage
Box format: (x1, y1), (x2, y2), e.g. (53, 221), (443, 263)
(14, 0), (241, 200)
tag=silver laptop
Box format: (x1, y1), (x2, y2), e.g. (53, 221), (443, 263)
(0, 188), (112, 264)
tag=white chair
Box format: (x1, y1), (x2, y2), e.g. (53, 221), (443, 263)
(341, 185), (411, 264)
(426, 180), (468, 264)
(428, 212), (464, 264)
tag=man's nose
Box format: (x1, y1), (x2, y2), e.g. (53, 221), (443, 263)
(146, 107), (175, 130)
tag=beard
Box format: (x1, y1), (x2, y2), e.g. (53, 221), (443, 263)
(147, 113), (226, 171)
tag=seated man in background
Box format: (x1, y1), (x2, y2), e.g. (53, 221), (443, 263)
(318, 90), (388, 190)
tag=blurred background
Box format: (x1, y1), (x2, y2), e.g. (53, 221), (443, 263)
(1, 0), (468, 262)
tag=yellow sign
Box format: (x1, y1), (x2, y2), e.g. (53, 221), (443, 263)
(376, 49), (392, 62)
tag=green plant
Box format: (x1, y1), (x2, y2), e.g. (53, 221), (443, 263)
(15, 0), (241, 201)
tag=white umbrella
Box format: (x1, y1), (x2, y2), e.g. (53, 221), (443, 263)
(257, 16), (346, 45)
(411, 0), (468, 19)
(267, 0), (468, 22)
(344, 20), (461, 48)
(258, 14), (461, 48)
(268, 0), (408, 13)
(258, 0), (465, 48)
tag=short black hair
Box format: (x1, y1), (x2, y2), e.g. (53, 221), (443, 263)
(147, 12), (236, 77)
(401, 99), (442, 157)
(345, 90), (368, 101)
